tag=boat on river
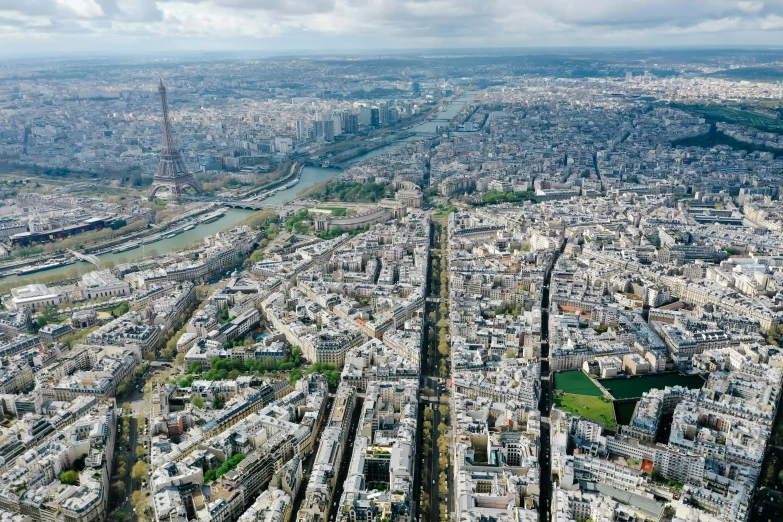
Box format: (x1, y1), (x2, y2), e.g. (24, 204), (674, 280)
(200, 211), (225, 224)
(15, 258), (74, 276)
(112, 244), (136, 254)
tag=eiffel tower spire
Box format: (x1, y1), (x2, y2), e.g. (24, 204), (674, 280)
(148, 80), (200, 200)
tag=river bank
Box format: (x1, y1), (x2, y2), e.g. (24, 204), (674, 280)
(237, 161), (303, 200)
(0, 92), (479, 284)
(0, 208), (253, 285)
(264, 92), (478, 205)
(0, 203), (226, 279)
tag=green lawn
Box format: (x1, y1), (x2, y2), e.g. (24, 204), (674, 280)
(598, 373), (704, 400)
(554, 392), (616, 428)
(553, 370), (604, 397)
(433, 206), (458, 219)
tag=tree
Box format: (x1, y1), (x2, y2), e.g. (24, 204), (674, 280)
(424, 406), (434, 421)
(439, 455), (449, 469)
(191, 396), (205, 408)
(112, 480), (126, 498)
(131, 461), (147, 480)
(764, 458), (777, 485)
(438, 404), (450, 418)
(438, 422), (448, 435)
(214, 453), (246, 479)
(212, 396), (225, 409)
(114, 301), (130, 316)
(42, 306), (58, 321)
(72, 453), (87, 471)
(136, 445), (147, 458)
(60, 470), (79, 485)
(131, 490), (146, 509)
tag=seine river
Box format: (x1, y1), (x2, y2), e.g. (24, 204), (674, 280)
(1, 208), (254, 284)
(264, 92), (477, 205)
(1, 92), (478, 284)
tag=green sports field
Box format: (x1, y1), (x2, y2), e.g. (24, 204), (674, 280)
(598, 373), (705, 400)
(554, 392), (616, 428)
(553, 370), (604, 397)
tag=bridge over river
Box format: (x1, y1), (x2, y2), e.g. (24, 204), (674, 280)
(68, 250), (100, 266)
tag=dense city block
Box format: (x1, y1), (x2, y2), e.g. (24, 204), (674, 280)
(0, 50), (783, 522)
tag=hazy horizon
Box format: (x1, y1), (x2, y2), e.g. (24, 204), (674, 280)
(2, 45), (783, 64)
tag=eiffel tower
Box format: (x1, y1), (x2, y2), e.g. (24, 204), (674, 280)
(148, 80), (200, 200)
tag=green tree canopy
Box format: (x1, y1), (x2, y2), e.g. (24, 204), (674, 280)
(60, 470), (79, 485)
(131, 461), (147, 480)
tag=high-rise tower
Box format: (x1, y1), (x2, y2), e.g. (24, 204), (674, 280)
(148, 80), (200, 200)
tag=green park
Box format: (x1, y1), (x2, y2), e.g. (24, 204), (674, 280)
(553, 370), (706, 429)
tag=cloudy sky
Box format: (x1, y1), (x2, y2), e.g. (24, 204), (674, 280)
(1, 0), (783, 56)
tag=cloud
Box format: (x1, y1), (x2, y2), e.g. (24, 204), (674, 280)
(105, 0), (163, 21)
(760, 13), (783, 29)
(1, 0), (783, 54)
(206, 0), (336, 15)
(0, 0), (162, 21)
(516, 1), (783, 30)
(737, 1), (765, 14)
